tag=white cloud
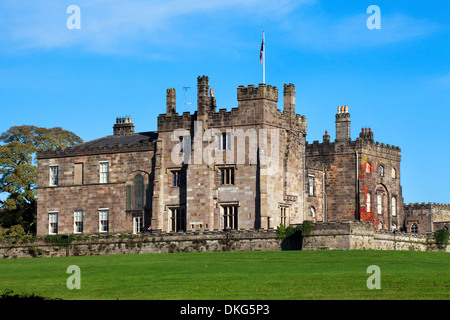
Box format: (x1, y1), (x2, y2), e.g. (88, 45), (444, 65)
(0, 0), (313, 55)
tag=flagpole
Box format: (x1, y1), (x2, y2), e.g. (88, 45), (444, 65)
(263, 31), (265, 84)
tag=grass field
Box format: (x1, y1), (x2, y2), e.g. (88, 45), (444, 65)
(0, 250), (449, 300)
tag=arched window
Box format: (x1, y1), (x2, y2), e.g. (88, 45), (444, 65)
(379, 165), (384, 177)
(310, 206), (315, 218)
(391, 197), (396, 216)
(366, 163), (371, 173)
(134, 174), (144, 210)
(377, 194), (382, 215)
(411, 223), (418, 234)
(391, 167), (397, 179)
(366, 193), (371, 213)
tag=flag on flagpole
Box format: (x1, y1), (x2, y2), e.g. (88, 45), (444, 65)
(260, 35), (264, 65)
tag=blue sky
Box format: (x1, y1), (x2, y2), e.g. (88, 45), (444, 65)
(0, 0), (449, 204)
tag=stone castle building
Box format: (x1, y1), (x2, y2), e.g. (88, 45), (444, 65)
(36, 76), (449, 236)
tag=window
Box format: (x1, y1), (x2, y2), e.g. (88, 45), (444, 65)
(172, 170), (185, 187)
(308, 176), (314, 196)
(310, 206), (315, 218)
(377, 194), (382, 215)
(99, 209), (109, 233)
(391, 167), (397, 179)
(218, 132), (231, 150)
(223, 205), (238, 230)
(170, 207), (186, 232)
(134, 174), (144, 209)
(179, 136), (184, 153)
(100, 162), (109, 183)
(220, 167), (235, 185)
(280, 206), (289, 226)
(379, 165), (384, 177)
(49, 212), (58, 234)
(49, 166), (58, 186)
(411, 223), (418, 234)
(391, 197), (396, 216)
(133, 216), (143, 234)
(74, 163), (83, 185)
(366, 193), (372, 213)
(74, 210), (83, 234)
(366, 163), (371, 173)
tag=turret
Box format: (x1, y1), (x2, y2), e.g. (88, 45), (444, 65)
(166, 88), (176, 114)
(283, 83), (295, 128)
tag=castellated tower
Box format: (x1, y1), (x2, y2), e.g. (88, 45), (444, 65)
(153, 76), (307, 232)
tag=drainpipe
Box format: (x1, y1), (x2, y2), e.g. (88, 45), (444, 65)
(323, 169), (327, 222)
(356, 151), (360, 220)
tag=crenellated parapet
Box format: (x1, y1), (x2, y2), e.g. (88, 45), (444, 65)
(237, 83), (278, 102)
(405, 202), (450, 211)
(158, 77), (307, 134)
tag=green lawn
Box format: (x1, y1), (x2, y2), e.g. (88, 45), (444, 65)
(0, 250), (449, 300)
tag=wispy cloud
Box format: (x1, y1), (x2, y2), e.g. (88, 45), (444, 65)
(0, 0), (440, 56)
(0, 0), (313, 56)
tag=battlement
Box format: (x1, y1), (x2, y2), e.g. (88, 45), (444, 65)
(158, 76), (306, 133)
(237, 84), (278, 102)
(405, 202), (450, 210)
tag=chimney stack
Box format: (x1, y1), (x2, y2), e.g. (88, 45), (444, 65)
(113, 116), (135, 136)
(335, 105), (351, 142)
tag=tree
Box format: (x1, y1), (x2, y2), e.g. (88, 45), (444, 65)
(0, 125), (83, 233)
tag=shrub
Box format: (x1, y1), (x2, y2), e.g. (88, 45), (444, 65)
(434, 228), (449, 250)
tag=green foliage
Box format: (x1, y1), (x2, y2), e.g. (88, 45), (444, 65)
(299, 220), (314, 235)
(277, 221), (315, 250)
(44, 234), (76, 246)
(434, 228), (449, 250)
(0, 125), (83, 234)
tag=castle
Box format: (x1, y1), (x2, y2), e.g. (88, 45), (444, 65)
(35, 76), (450, 236)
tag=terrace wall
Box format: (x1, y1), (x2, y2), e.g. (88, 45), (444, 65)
(1, 222), (447, 259)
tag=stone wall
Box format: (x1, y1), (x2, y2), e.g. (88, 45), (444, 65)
(302, 221), (449, 252)
(3, 222), (448, 259)
(0, 230), (281, 259)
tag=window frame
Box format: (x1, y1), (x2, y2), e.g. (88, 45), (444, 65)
(308, 175), (314, 196)
(378, 165), (384, 177)
(366, 192), (372, 213)
(222, 204), (239, 230)
(48, 211), (58, 235)
(99, 161), (110, 184)
(391, 196), (397, 216)
(98, 209), (109, 233)
(377, 194), (382, 215)
(49, 165), (59, 187)
(74, 210), (83, 234)
(219, 167), (235, 185)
